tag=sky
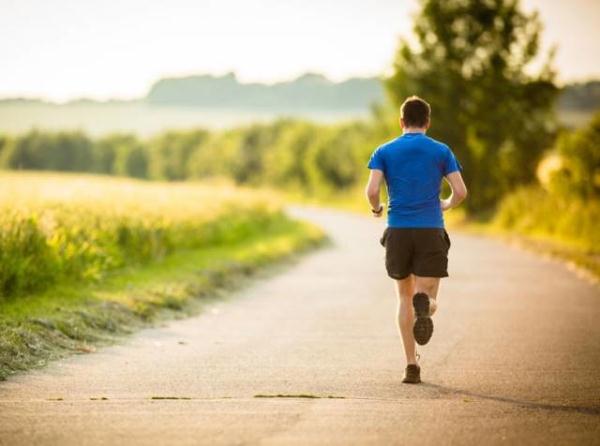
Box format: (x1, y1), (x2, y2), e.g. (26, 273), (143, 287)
(1, 0), (599, 102)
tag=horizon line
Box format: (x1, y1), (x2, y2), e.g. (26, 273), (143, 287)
(1, 70), (598, 105)
(0, 70), (386, 105)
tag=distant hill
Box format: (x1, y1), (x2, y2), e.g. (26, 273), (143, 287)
(2, 75), (598, 114)
(0, 75), (597, 136)
(145, 72), (385, 109)
(558, 80), (600, 111)
(144, 74), (600, 114)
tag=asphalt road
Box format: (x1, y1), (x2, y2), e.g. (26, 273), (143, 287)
(1, 207), (599, 445)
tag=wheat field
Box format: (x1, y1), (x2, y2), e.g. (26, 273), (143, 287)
(0, 171), (283, 298)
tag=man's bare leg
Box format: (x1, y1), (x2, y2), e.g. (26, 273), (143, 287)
(394, 275), (417, 365)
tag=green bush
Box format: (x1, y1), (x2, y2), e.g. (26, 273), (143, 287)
(549, 112), (600, 199)
(494, 186), (600, 253)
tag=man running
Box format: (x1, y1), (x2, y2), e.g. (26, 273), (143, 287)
(365, 96), (467, 384)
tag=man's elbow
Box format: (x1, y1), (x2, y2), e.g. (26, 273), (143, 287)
(365, 185), (379, 200)
(367, 191), (381, 203)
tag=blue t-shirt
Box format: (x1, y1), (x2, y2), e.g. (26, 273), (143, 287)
(367, 132), (461, 228)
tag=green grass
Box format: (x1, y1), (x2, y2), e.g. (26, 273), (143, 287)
(450, 217), (600, 280)
(490, 187), (599, 279)
(0, 216), (325, 381)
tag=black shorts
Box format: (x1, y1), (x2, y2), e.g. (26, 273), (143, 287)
(379, 227), (451, 280)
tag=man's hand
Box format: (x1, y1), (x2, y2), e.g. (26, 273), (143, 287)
(440, 198), (452, 212)
(441, 171), (468, 211)
(371, 204), (384, 218)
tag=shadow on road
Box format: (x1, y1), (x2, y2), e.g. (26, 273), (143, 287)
(420, 382), (600, 416)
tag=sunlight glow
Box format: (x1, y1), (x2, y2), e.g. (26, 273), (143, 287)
(0, 0), (598, 101)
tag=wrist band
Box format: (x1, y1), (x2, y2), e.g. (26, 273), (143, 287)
(371, 205), (383, 214)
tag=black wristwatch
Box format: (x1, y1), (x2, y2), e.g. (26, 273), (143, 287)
(371, 205), (383, 215)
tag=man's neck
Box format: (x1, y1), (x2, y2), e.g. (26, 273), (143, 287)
(403, 127), (427, 134)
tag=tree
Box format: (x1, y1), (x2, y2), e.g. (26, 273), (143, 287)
(0, 130), (48, 170)
(386, 0), (558, 211)
(112, 136), (148, 179)
(261, 121), (317, 189)
(187, 132), (240, 180)
(0, 130), (93, 172)
(94, 134), (134, 174)
(50, 131), (94, 171)
(303, 122), (375, 192)
(148, 130), (209, 181)
(231, 121), (292, 185)
(0, 135), (9, 161)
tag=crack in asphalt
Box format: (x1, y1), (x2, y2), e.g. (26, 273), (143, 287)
(0, 393), (599, 416)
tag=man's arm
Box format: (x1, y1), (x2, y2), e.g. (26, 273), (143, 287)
(441, 171), (468, 211)
(365, 169), (384, 217)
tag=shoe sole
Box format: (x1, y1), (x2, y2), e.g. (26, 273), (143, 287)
(413, 293), (433, 346)
(402, 376), (421, 384)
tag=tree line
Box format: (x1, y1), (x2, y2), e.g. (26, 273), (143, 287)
(0, 120), (379, 197)
(1, 105), (596, 210)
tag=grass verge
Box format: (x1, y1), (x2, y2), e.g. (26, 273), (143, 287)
(446, 208), (600, 282)
(0, 216), (325, 381)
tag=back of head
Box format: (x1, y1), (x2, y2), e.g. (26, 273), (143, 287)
(401, 96), (431, 128)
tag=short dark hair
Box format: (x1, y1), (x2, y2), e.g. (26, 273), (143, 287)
(400, 96), (431, 128)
